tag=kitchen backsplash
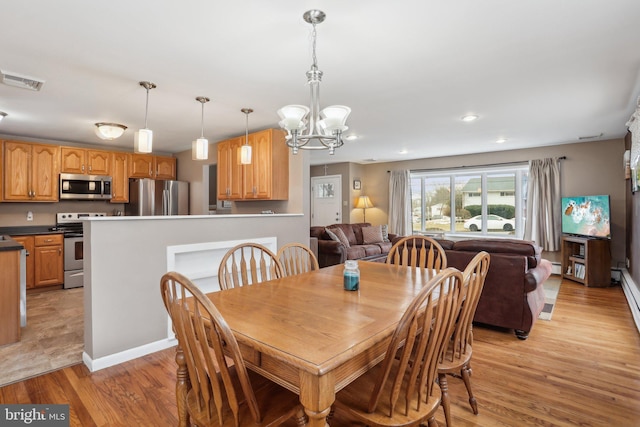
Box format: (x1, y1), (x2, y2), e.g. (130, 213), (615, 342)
(0, 201), (125, 227)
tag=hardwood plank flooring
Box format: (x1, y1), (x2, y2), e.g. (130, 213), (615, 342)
(1, 278), (639, 426)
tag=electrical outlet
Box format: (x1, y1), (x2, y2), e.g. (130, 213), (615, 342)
(27, 211), (33, 221)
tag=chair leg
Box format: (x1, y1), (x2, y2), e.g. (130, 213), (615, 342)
(293, 407), (308, 426)
(427, 415), (439, 427)
(438, 372), (451, 427)
(461, 363), (478, 415)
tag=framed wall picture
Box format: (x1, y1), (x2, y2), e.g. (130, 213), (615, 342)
(353, 179), (361, 190)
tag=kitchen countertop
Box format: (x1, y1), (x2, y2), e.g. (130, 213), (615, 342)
(0, 225), (62, 236)
(0, 235), (26, 252)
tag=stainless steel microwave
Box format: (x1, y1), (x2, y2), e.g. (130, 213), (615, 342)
(59, 173), (112, 200)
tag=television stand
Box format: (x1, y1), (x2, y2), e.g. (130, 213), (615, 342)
(560, 235), (611, 287)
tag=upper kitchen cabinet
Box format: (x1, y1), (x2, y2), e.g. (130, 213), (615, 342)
(3, 140), (59, 202)
(217, 136), (244, 200)
(60, 147), (111, 175)
(217, 129), (288, 201)
(110, 151), (129, 203)
(129, 154), (176, 180)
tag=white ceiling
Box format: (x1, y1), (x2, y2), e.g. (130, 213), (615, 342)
(1, 1), (639, 166)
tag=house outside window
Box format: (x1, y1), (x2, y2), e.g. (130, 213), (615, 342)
(411, 164), (528, 238)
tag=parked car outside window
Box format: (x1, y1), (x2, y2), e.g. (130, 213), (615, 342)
(463, 214), (515, 231)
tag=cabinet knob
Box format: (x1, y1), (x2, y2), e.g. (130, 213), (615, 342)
(82, 164), (85, 172)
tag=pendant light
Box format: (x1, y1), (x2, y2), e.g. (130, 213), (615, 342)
(192, 96), (210, 160)
(240, 108), (253, 165)
(277, 10), (350, 154)
(134, 81), (156, 153)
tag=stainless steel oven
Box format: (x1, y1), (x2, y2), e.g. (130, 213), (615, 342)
(55, 212), (106, 289)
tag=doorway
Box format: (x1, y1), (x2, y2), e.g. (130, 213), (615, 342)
(311, 175), (342, 226)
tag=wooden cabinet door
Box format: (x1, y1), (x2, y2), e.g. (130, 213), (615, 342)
(87, 149), (111, 175)
(155, 156), (176, 180)
(11, 236), (34, 289)
(217, 138), (243, 200)
(60, 147), (86, 174)
(111, 152), (129, 203)
(34, 234), (63, 287)
(3, 141), (31, 200)
(217, 139), (231, 200)
(243, 130), (272, 199)
(129, 154), (154, 178)
(31, 144), (59, 201)
(34, 244), (64, 287)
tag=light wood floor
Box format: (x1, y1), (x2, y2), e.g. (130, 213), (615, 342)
(1, 279), (639, 426)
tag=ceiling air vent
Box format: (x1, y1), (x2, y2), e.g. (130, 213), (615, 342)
(1, 70), (45, 91)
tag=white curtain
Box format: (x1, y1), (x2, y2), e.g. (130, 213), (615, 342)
(524, 158), (561, 250)
(388, 170), (412, 236)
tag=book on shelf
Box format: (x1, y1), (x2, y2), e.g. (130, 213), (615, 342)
(575, 263), (585, 279)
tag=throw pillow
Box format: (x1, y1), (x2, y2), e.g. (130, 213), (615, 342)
(380, 224), (390, 242)
(326, 227), (351, 247)
(362, 225), (384, 244)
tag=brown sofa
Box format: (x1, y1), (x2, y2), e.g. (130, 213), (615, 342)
(390, 237), (553, 340)
(310, 223), (399, 268)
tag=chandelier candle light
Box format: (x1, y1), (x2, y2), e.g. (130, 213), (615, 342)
(134, 81), (156, 154)
(240, 108), (253, 165)
(192, 96), (210, 160)
(278, 10), (351, 155)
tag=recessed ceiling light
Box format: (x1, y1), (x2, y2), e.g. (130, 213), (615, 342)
(461, 114), (479, 122)
(495, 138), (507, 144)
(345, 135), (358, 141)
(399, 149), (408, 154)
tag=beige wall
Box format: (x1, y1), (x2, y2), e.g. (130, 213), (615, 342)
(313, 139), (627, 268)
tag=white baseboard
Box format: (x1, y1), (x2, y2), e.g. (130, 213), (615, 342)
(620, 268), (640, 334)
(83, 337), (178, 372)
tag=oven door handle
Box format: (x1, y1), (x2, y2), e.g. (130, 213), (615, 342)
(68, 271), (84, 278)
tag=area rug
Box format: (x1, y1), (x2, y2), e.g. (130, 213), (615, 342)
(0, 288), (84, 387)
(539, 275), (561, 321)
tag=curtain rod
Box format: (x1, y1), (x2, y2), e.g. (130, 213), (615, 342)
(387, 156), (567, 173)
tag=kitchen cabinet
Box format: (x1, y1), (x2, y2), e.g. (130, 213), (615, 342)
(0, 246), (21, 345)
(60, 146), (111, 175)
(3, 141), (59, 201)
(110, 151), (130, 203)
(217, 136), (244, 200)
(10, 234), (63, 289)
(217, 129), (288, 201)
(130, 154), (176, 180)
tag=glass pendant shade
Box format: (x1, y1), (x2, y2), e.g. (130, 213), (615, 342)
(192, 137), (209, 160)
(277, 105), (310, 132)
(240, 145), (252, 164)
(317, 105), (351, 135)
(134, 128), (153, 153)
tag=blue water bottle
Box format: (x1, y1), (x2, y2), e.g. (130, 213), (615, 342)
(343, 260), (360, 291)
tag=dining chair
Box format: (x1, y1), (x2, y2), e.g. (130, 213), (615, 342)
(218, 243), (284, 290)
(277, 243), (320, 276)
(332, 267), (464, 427)
(437, 251), (490, 427)
(160, 271), (306, 427)
(386, 235), (448, 271)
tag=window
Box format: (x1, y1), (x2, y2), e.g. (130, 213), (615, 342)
(411, 164), (528, 238)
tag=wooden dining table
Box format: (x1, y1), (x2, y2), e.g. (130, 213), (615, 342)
(174, 261), (438, 427)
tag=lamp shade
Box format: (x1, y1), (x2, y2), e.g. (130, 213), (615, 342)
(240, 145), (252, 165)
(277, 105), (309, 131)
(134, 128), (153, 153)
(192, 138), (209, 160)
(355, 195), (373, 209)
(95, 123), (127, 140)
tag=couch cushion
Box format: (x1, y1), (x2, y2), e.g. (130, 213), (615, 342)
(326, 227), (351, 247)
(326, 223), (360, 245)
(362, 225), (384, 244)
(380, 224), (390, 242)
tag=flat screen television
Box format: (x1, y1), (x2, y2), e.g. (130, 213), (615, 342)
(561, 194), (611, 239)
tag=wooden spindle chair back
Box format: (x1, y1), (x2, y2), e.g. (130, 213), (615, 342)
(277, 243), (320, 276)
(386, 235), (447, 272)
(218, 243), (283, 290)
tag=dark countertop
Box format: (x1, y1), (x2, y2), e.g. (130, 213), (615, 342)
(0, 225), (61, 236)
(0, 235), (25, 252)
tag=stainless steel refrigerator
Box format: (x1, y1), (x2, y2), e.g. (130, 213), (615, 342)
(125, 178), (189, 216)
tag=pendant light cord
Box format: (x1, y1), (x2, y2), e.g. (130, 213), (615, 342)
(201, 101), (205, 138)
(311, 23), (318, 70)
(143, 87), (149, 129)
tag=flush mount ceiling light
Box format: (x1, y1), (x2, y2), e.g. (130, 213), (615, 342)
(240, 108), (253, 165)
(0, 69), (45, 91)
(495, 138), (507, 144)
(134, 81), (156, 154)
(94, 122), (127, 140)
(345, 135), (359, 141)
(0, 111), (7, 122)
(192, 96), (210, 160)
(461, 114), (479, 122)
(278, 10), (351, 155)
